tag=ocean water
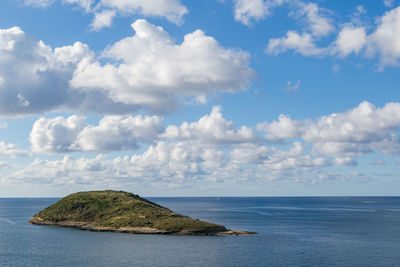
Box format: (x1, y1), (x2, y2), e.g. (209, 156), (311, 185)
(1, 197), (400, 266)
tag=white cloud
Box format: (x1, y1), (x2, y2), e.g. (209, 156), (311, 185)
(294, 2), (334, 37)
(266, 31), (324, 56)
(99, 0), (188, 25)
(63, 0), (94, 12)
(76, 115), (164, 151)
(162, 106), (258, 145)
(259, 101), (400, 157)
(333, 26), (367, 57)
(233, 0), (282, 25)
(367, 6), (400, 67)
(90, 10), (116, 31)
(5, 141), (234, 186)
(30, 114), (164, 153)
(5, 138), (334, 187)
(0, 141), (29, 158)
(30, 115), (87, 153)
(233, 0), (334, 36)
(13, 101), (400, 187)
(0, 22), (254, 116)
(25, 0), (188, 28)
(264, 4), (400, 69)
(0, 27), (101, 116)
(302, 101), (400, 144)
(257, 114), (304, 142)
(71, 20), (254, 112)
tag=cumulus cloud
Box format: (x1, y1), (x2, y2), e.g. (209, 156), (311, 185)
(5, 141), (235, 186)
(367, 6), (400, 67)
(333, 26), (367, 57)
(233, 0), (283, 25)
(90, 10), (116, 31)
(294, 1), (334, 37)
(266, 31), (324, 56)
(259, 101), (400, 157)
(162, 106), (258, 145)
(236, 0), (333, 57)
(11, 101), (400, 187)
(71, 20), (254, 112)
(0, 26), (146, 115)
(5, 138), (334, 187)
(30, 114), (164, 153)
(257, 114), (304, 142)
(264, 4), (400, 69)
(0, 22), (254, 116)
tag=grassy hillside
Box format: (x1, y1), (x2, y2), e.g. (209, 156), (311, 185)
(32, 190), (226, 232)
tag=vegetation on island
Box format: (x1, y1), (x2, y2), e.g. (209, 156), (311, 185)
(31, 190), (230, 234)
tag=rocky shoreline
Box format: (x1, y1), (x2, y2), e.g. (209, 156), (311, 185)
(30, 217), (257, 236)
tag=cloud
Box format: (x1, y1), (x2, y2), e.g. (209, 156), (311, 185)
(71, 19), (254, 112)
(0, 27), (93, 116)
(233, 0), (334, 35)
(5, 142), (233, 186)
(367, 6), (400, 67)
(233, 0), (283, 25)
(257, 114), (304, 142)
(30, 114), (164, 153)
(259, 101), (400, 157)
(98, 0), (188, 25)
(264, 4), (400, 69)
(12, 101), (400, 187)
(294, 1), (334, 37)
(0, 141), (29, 158)
(162, 106), (258, 145)
(266, 31), (324, 56)
(63, 0), (94, 12)
(333, 157), (357, 166)
(333, 26), (367, 57)
(0, 22), (254, 117)
(5, 138), (334, 187)
(90, 10), (116, 31)
(24, 0), (188, 29)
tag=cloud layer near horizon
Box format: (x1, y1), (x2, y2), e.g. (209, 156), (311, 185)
(1, 101), (397, 188)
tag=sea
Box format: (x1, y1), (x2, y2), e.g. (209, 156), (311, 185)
(1, 197), (400, 267)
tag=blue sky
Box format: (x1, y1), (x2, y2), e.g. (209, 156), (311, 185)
(0, 0), (400, 197)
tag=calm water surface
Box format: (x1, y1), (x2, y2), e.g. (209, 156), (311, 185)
(1, 197), (400, 266)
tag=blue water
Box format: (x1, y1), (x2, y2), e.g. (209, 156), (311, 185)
(1, 197), (400, 266)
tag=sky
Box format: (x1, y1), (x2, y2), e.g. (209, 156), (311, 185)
(0, 0), (400, 197)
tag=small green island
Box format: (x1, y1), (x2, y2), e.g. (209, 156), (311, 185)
(30, 190), (256, 236)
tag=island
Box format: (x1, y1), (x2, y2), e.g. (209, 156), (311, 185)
(30, 190), (256, 236)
